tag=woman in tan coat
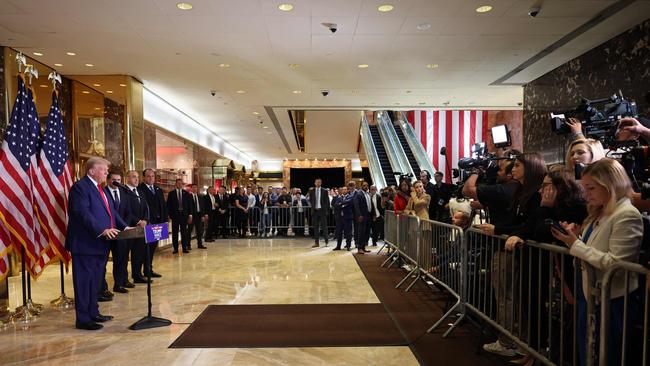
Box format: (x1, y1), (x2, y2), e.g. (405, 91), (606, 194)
(404, 181), (431, 220)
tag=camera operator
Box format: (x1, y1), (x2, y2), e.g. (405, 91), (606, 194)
(430, 171), (454, 223)
(615, 117), (650, 212)
(462, 149), (521, 227)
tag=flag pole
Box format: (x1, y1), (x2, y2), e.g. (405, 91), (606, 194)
(50, 261), (74, 310)
(9, 247), (35, 324)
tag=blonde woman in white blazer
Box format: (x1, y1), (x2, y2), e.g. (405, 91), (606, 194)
(552, 158), (642, 366)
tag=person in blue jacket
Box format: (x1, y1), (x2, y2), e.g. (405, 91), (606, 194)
(332, 186), (354, 251)
(66, 157), (129, 330)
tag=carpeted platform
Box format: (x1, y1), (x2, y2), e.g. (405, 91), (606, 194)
(353, 252), (507, 366)
(169, 303), (408, 348)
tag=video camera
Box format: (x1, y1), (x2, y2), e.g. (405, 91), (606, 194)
(454, 143), (517, 185)
(550, 92), (638, 147)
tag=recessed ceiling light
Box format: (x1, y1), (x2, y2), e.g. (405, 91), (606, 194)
(426, 63), (439, 69)
(93, 83), (101, 87)
(176, 2), (193, 10)
(66, 52), (76, 56)
(262, 126), (269, 129)
(218, 63), (230, 68)
(33, 52), (43, 56)
(357, 64), (369, 69)
(476, 5), (492, 13)
(416, 23), (432, 31)
(106, 90), (113, 94)
(278, 3), (294, 11)
(292, 90), (302, 94)
(85, 63), (94, 67)
(119, 83), (127, 87)
(82, 91), (90, 94)
(235, 90), (246, 94)
(253, 112), (260, 115)
(39, 84), (48, 88)
(266, 131), (272, 134)
(94, 107), (101, 110)
(377, 4), (394, 12)
(288, 63), (300, 69)
(54, 63), (63, 67)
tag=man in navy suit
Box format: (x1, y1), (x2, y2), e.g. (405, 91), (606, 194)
(137, 169), (167, 278)
(352, 180), (372, 254)
(167, 178), (192, 254)
(309, 178), (330, 248)
(102, 172), (131, 295)
(66, 157), (129, 330)
(332, 186), (354, 251)
(123, 170), (149, 285)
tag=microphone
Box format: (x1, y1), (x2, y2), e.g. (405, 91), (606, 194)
(574, 163), (585, 180)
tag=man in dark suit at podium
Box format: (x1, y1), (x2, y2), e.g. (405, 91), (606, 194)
(123, 170), (149, 285)
(138, 169), (167, 279)
(167, 178), (192, 254)
(309, 178), (330, 248)
(66, 157), (128, 330)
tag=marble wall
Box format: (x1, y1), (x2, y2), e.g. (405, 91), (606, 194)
(523, 19), (650, 163)
(486, 110), (523, 153)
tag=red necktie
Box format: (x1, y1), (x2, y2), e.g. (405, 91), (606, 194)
(98, 183), (114, 228)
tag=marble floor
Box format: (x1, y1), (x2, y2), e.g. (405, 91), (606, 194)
(0, 238), (419, 366)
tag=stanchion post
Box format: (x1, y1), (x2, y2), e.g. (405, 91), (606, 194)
(50, 261), (74, 310)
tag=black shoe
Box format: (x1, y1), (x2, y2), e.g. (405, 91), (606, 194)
(205, 239), (214, 242)
(76, 321), (103, 330)
(363, 249), (371, 253)
(198, 245), (207, 249)
(124, 281), (135, 289)
(102, 290), (114, 298)
(346, 247), (351, 251)
(133, 277), (152, 284)
(113, 286), (128, 294)
(149, 272), (162, 278)
(311, 243), (319, 248)
(333, 247), (341, 251)
(172, 250), (179, 254)
(92, 314), (114, 322)
(325, 239), (329, 244)
(98, 295), (112, 302)
(183, 249), (190, 253)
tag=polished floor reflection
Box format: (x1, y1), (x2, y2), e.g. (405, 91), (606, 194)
(1, 238), (418, 366)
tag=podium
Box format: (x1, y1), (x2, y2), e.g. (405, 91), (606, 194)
(115, 224), (172, 331)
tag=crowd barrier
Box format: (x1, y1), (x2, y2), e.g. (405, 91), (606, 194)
(382, 210), (649, 366)
(218, 206), (336, 234)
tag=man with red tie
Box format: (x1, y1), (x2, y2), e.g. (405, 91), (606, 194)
(66, 157), (128, 330)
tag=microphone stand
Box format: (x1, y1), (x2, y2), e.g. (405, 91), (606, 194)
(128, 186), (171, 331)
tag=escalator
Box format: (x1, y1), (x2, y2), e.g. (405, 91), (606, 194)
(368, 125), (397, 187)
(391, 123), (421, 178)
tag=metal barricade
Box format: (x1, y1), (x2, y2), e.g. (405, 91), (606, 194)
(394, 214), (420, 290)
(419, 219), (465, 337)
(463, 228), (594, 366)
(381, 210), (400, 267)
(598, 261), (649, 366)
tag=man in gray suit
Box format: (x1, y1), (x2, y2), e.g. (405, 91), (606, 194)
(309, 178), (330, 248)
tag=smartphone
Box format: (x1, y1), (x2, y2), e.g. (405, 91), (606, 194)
(545, 219), (568, 235)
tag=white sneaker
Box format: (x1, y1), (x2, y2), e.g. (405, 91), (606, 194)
(482, 340), (516, 357)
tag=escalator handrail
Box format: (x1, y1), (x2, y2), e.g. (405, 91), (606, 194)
(376, 111), (415, 182)
(359, 116), (388, 188)
(395, 111), (437, 176)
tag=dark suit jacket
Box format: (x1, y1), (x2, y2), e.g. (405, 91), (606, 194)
(104, 186), (132, 226)
(66, 176), (127, 256)
(203, 193), (217, 215)
(189, 192), (206, 217)
(138, 183), (167, 224)
(308, 187), (330, 212)
(333, 194), (354, 220)
(352, 190), (371, 220)
(167, 188), (192, 221)
(215, 193), (229, 211)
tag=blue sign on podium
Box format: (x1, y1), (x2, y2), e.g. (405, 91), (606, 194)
(145, 223), (169, 243)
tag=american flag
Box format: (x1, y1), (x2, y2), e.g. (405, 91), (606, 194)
(406, 110), (488, 184)
(0, 76), (43, 279)
(31, 90), (72, 275)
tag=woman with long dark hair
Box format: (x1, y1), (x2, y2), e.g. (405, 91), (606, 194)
(394, 178), (411, 214)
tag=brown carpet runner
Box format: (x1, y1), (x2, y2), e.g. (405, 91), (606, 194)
(353, 252), (507, 366)
(170, 303), (408, 348)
